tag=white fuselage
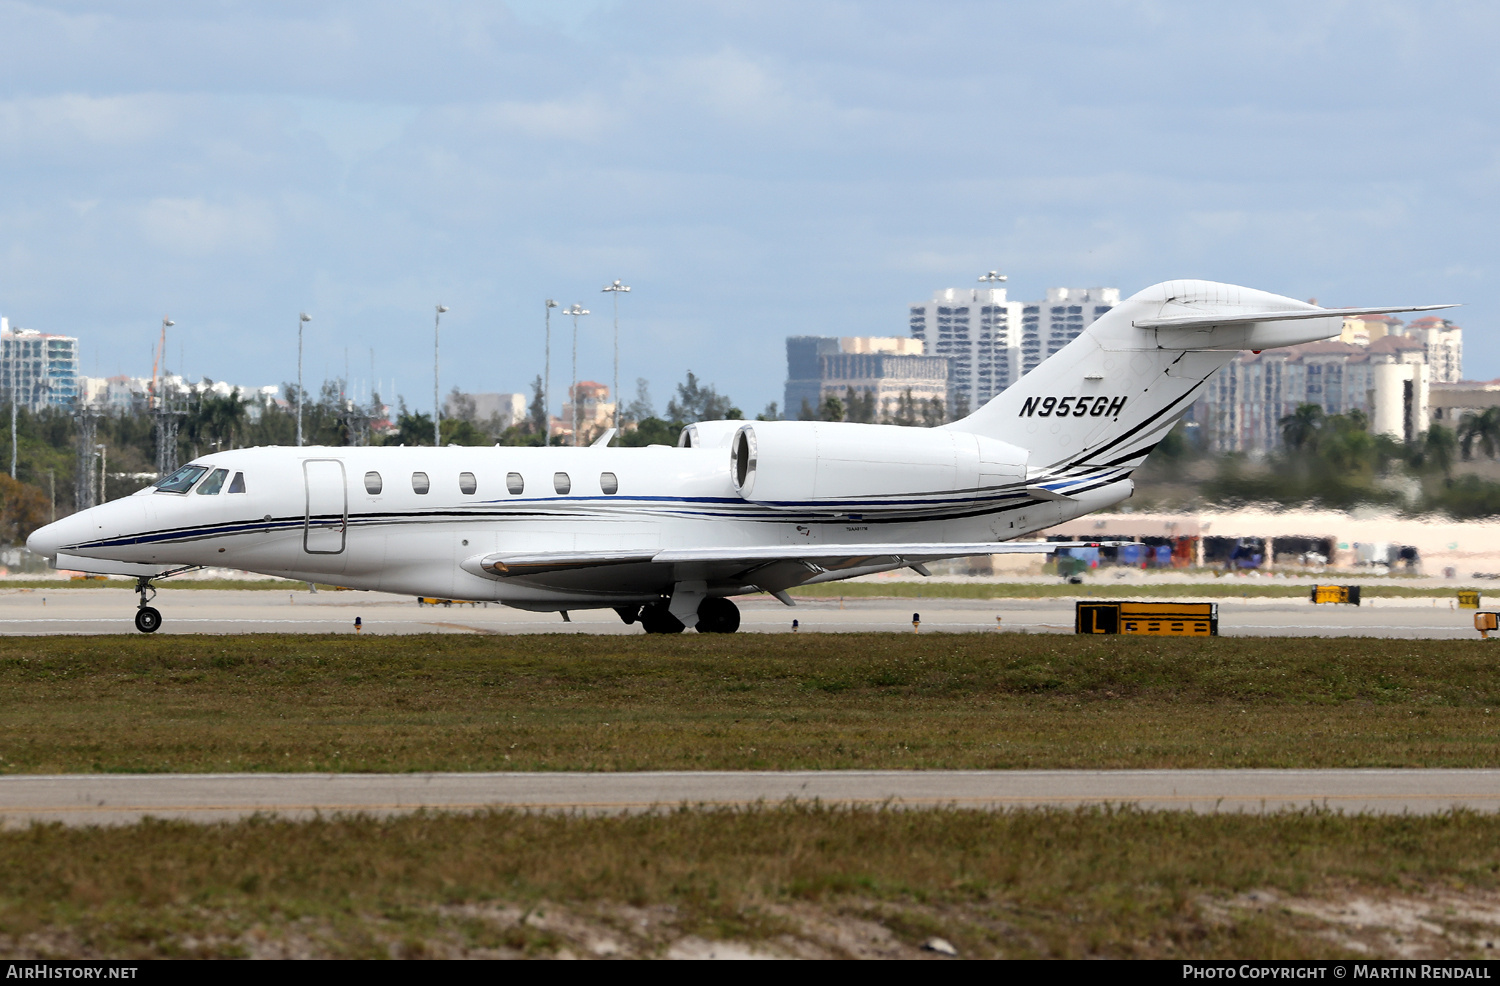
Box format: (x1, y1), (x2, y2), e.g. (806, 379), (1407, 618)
(29, 442), (1115, 608)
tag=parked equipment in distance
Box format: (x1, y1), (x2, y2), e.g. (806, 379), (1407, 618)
(1075, 601), (1218, 636)
(1311, 585), (1361, 606)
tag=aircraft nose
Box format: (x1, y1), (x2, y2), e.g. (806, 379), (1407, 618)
(26, 516), (75, 561)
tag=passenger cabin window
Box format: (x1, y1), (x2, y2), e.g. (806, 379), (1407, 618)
(553, 472), (571, 495)
(227, 472), (246, 494)
(506, 472), (524, 495)
(196, 468), (228, 495)
(364, 471), (382, 495)
(600, 472), (619, 495)
(411, 471), (430, 494)
(155, 465), (208, 494)
(459, 471), (477, 495)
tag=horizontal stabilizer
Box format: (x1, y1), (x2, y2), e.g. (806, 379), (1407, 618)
(1025, 485), (1077, 502)
(1134, 304), (1456, 331)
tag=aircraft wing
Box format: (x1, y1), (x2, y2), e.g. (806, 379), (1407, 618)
(470, 540), (1110, 582)
(1133, 303), (1455, 330)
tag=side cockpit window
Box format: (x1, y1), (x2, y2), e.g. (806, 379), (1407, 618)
(196, 469), (228, 495)
(154, 465), (208, 494)
(228, 472), (246, 494)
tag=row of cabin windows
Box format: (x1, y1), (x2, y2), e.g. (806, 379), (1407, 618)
(363, 470), (619, 497)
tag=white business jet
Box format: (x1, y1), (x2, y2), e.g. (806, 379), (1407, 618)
(27, 279), (1450, 633)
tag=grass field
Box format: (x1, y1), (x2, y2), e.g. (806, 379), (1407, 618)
(1, 633), (1499, 773)
(5, 805), (1500, 958)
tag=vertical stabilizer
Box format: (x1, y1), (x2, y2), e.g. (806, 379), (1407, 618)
(943, 280), (1343, 486)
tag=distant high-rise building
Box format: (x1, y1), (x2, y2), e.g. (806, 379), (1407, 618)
(908, 285), (1117, 413)
(907, 288), (1023, 412)
(784, 336), (947, 421)
(444, 391), (527, 430)
(1407, 316), (1463, 383)
(0, 317), (79, 410)
(1025, 287), (1120, 374)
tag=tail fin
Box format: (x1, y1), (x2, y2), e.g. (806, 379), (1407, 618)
(945, 279), (1453, 485)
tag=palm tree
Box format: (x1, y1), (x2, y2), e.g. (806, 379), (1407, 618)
(1459, 407), (1500, 460)
(1423, 424), (1458, 479)
(1279, 403), (1324, 452)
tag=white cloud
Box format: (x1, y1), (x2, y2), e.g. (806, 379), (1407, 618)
(0, 93), (177, 151)
(136, 198), (277, 255)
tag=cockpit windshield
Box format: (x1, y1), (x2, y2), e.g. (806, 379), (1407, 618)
(196, 468), (228, 495)
(154, 465), (209, 494)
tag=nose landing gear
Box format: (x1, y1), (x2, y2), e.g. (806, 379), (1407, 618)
(134, 577), (162, 634)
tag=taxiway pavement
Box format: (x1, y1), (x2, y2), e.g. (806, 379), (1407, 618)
(0, 587), (1484, 638)
(2, 769), (1497, 826)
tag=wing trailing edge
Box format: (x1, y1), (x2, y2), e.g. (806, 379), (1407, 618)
(1133, 303), (1455, 330)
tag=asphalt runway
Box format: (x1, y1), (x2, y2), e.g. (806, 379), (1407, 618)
(0, 586), (1484, 638)
(3, 770), (1498, 827)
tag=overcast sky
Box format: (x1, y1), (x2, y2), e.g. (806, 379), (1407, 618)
(0, 0), (1495, 416)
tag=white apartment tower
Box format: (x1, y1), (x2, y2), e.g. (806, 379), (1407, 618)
(0, 316), (80, 410)
(907, 288), (1023, 413)
(1023, 287), (1120, 374)
(909, 285), (1118, 413)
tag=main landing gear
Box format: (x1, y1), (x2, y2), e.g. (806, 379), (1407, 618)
(134, 577), (162, 634)
(617, 597), (741, 634)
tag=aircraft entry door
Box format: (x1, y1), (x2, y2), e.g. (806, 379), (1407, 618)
(303, 459), (348, 554)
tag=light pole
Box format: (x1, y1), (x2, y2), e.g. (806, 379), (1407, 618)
(296, 312), (311, 447)
(601, 279), (630, 437)
(95, 443), (105, 505)
(978, 270), (1007, 286)
(433, 304), (449, 447)
(561, 304), (589, 446)
(543, 299), (557, 443)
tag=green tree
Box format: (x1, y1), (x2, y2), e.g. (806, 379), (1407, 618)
(1278, 403), (1324, 452)
(439, 418), (487, 446)
(1419, 423), (1458, 479)
(666, 372), (736, 422)
(623, 378), (654, 425)
(819, 395), (845, 422)
(889, 389), (918, 427)
(0, 473), (48, 545)
(527, 375), (547, 436)
(618, 416), (681, 447)
(921, 396), (945, 428)
(1459, 407), (1500, 461)
(391, 404), (434, 446)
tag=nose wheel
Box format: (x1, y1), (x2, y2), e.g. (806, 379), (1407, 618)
(133, 577), (162, 633)
(134, 607), (162, 633)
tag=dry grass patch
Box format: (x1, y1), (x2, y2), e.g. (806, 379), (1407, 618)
(4, 806), (1500, 959)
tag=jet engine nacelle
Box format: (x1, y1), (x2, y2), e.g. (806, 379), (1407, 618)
(730, 421), (1027, 508)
